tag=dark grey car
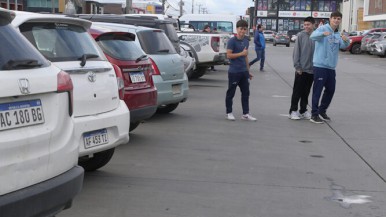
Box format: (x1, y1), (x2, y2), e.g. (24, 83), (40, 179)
(273, 34), (290, 47)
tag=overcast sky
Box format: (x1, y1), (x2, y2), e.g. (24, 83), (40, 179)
(166, 0), (253, 16)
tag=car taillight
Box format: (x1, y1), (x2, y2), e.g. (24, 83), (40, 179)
(57, 71), (73, 116)
(112, 64), (125, 100)
(211, 36), (220, 52)
(149, 58), (161, 75)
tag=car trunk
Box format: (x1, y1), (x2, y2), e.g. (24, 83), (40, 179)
(55, 61), (119, 117)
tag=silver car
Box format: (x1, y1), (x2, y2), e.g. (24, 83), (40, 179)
(263, 30), (276, 42)
(371, 37), (386, 57)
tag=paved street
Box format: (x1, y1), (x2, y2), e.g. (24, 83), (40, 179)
(60, 43), (386, 217)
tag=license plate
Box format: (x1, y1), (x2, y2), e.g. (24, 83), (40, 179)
(172, 84), (181, 95)
(129, 72), (146, 83)
(0, 99), (45, 131)
(83, 129), (109, 149)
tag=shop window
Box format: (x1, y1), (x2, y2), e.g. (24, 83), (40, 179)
(258, 0), (263, 10)
(263, 0), (268, 10)
(324, 1), (330, 12)
(295, 0), (301, 10)
(290, 0), (295, 10)
(331, 0), (336, 11)
(319, 1), (324, 11)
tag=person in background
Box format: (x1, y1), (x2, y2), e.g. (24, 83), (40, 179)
(309, 11), (350, 124)
(289, 16), (316, 120)
(249, 24), (266, 72)
(225, 19), (256, 121)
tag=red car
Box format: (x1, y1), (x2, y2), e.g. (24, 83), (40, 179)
(90, 25), (157, 132)
(343, 28), (386, 54)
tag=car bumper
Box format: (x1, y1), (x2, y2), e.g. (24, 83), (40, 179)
(123, 87), (157, 122)
(0, 166), (84, 217)
(153, 73), (189, 106)
(74, 100), (130, 157)
(213, 53), (227, 65)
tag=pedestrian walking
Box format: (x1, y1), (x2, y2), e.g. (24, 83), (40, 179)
(309, 11), (350, 124)
(249, 24), (266, 72)
(225, 19), (256, 121)
(289, 16), (316, 120)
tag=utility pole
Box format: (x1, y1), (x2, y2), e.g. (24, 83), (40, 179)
(162, 0), (165, 15)
(253, 0), (258, 31)
(179, 0), (184, 17)
(7, 0), (9, 9)
(125, 0), (132, 14)
(191, 0), (194, 14)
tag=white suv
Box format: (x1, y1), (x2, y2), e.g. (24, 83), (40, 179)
(12, 11), (131, 171)
(0, 9), (83, 216)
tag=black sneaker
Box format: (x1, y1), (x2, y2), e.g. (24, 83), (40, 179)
(320, 113), (331, 121)
(310, 115), (324, 124)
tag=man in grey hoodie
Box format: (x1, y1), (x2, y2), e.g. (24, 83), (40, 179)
(289, 16), (315, 120)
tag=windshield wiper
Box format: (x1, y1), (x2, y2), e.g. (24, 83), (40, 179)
(135, 54), (147, 63)
(157, 49), (170, 53)
(78, 54), (99, 67)
(2, 59), (43, 70)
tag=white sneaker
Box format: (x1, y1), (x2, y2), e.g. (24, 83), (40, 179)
(241, 114), (257, 121)
(299, 111), (312, 120)
(226, 113), (235, 121)
(289, 111), (300, 120)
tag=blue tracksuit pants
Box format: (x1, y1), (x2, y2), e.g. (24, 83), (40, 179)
(311, 67), (336, 116)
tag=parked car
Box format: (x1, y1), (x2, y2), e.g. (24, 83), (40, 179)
(92, 22), (189, 114)
(371, 38), (386, 57)
(344, 28), (386, 54)
(263, 30), (276, 42)
(360, 33), (375, 53)
(349, 30), (363, 36)
(273, 33), (290, 47)
(0, 8), (83, 216)
(89, 24), (158, 132)
(367, 33), (386, 54)
(287, 29), (302, 42)
(12, 11), (131, 171)
(180, 42), (196, 77)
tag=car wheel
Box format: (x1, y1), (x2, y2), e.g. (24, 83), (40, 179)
(273, 43), (276, 46)
(156, 103), (179, 114)
(129, 121), (140, 132)
(191, 66), (207, 79)
(79, 148), (115, 172)
(350, 44), (361, 54)
(286, 44), (290, 47)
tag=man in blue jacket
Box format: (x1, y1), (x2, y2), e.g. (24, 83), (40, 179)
(309, 11), (350, 124)
(249, 24), (266, 71)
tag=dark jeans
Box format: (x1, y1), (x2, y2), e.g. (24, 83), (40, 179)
(249, 48), (265, 70)
(311, 67), (336, 116)
(289, 72), (314, 114)
(225, 72), (250, 115)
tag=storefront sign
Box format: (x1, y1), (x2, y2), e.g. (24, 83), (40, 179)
(268, 10), (277, 17)
(279, 11), (312, 18)
(256, 11), (268, 17)
(312, 11), (332, 18)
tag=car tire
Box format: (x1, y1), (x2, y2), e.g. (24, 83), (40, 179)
(350, 43), (361, 54)
(156, 103), (179, 114)
(286, 44), (290, 47)
(191, 66), (207, 79)
(79, 148), (115, 172)
(129, 121), (140, 132)
(273, 43), (276, 46)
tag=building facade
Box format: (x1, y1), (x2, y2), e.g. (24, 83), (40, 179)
(0, 0), (23, 10)
(363, 0), (386, 28)
(253, 0), (343, 32)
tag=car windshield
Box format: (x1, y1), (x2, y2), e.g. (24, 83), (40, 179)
(137, 30), (176, 54)
(0, 22), (49, 70)
(19, 22), (104, 62)
(97, 33), (146, 61)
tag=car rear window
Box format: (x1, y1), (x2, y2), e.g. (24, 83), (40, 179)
(159, 23), (179, 42)
(19, 22), (104, 62)
(0, 22), (49, 70)
(137, 30), (176, 54)
(97, 33), (146, 61)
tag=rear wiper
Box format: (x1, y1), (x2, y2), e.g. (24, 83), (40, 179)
(2, 59), (43, 70)
(157, 49), (170, 53)
(78, 54), (99, 67)
(135, 54), (147, 63)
